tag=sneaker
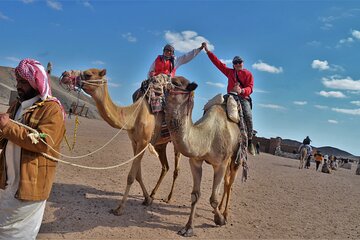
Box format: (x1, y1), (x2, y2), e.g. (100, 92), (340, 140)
(248, 142), (256, 156)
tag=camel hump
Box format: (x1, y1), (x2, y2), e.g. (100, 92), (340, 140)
(203, 93), (224, 112)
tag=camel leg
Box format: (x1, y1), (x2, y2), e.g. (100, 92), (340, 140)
(222, 162), (240, 221)
(111, 143), (150, 215)
(165, 147), (181, 203)
(219, 163), (231, 211)
(178, 159), (203, 237)
(150, 143), (169, 199)
(210, 161), (227, 226)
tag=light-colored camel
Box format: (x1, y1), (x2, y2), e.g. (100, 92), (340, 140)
(299, 147), (307, 169)
(356, 161), (360, 175)
(60, 68), (182, 215)
(164, 76), (246, 237)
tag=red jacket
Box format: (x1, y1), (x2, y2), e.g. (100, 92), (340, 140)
(207, 51), (254, 98)
(150, 55), (175, 77)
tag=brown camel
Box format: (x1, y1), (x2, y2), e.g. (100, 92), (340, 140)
(164, 76), (246, 237)
(60, 68), (182, 215)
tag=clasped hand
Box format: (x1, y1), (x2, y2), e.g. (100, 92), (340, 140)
(0, 113), (10, 130)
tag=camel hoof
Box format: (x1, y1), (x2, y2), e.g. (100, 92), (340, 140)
(214, 213), (226, 226)
(142, 197), (153, 206)
(109, 208), (122, 216)
(178, 227), (194, 237)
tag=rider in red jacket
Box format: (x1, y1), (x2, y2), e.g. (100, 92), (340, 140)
(148, 44), (203, 78)
(202, 42), (255, 155)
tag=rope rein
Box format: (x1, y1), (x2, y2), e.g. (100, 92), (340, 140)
(7, 85), (154, 170)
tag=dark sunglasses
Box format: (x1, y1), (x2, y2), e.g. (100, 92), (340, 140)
(233, 61), (243, 65)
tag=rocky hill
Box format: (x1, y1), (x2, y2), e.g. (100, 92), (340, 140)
(0, 66), (100, 119)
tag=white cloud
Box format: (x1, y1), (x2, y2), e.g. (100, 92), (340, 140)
(92, 60), (105, 65)
(47, 0), (62, 10)
(0, 12), (11, 21)
(258, 103), (286, 110)
(108, 82), (121, 88)
(82, 1), (93, 9)
(351, 101), (360, 106)
(307, 40), (321, 47)
(253, 88), (268, 93)
(328, 119), (338, 124)
(5, 57), (20, 62)
(122, 32), (137, 43)
(332, 108), (360, 116)
(293, 101), (307, 105)
(318, 90), (346, 98)
(311, 60), (343, 72)
(314, 105), (328, 109)
(164, 30), (213, 53)
(337, 37), (354, 48)
(220, 59), (233, 65)
(311, 60), (329, 71)
(252, 61), (283, 74)
(322, 76), (360, 90)
(351, 29), (360, 40)
(205, 81), (225, 88)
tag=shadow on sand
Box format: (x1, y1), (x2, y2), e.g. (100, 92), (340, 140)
(40, 182), (215, 234)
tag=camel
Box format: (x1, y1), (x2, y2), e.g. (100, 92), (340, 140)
(299, 147), (307, 169)
(356, 161), (360, 175)
(164, 76), (247, 237)
(59, 68), (182, 215)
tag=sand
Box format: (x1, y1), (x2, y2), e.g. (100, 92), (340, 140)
(1, 102), (359, 239)
(31, 115), (360, 239)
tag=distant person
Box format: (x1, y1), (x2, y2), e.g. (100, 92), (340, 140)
(314, 150), (323, 171)
(256, 142), (260, 154)
(321, 156), (331, 173)
(0, 58), (65, 239)
(202, 42), (255, 156)
(68, 107), (73, 119)
(302, 136), (311, 145)
(132, 43), (204, 102)
(46, 61), (52, 75)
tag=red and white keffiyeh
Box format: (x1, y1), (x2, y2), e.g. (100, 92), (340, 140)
(15, 58), (65, 119)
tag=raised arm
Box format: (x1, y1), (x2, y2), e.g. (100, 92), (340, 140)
(174, 44), (203, 69)
(202, 42), (230, 76)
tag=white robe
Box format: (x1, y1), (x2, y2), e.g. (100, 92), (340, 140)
(0, 96), (47, 240)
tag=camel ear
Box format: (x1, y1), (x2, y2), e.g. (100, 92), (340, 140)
(187, 82), (198, 91)
(100, 69), (107, 77)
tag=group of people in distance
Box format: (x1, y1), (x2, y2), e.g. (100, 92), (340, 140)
(299, 136), (337, 172)
(0, 42), (255, 239)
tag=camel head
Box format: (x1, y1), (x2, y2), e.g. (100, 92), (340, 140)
(59, 68), (107, 94)
(165, 76), (198, 121)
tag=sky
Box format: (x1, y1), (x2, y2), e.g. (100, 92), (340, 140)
(0, 0), (360, 156)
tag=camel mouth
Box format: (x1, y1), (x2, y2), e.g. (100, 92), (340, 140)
(59, 70), (82, 91)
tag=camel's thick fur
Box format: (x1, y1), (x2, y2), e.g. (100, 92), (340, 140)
(164, 76), (245, 237)
(60, 69), (182, 215)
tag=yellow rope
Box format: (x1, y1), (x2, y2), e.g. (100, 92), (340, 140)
(70, 115), (80, 150)
(5, 86), (158, 170)
(41, 143), (150, 170)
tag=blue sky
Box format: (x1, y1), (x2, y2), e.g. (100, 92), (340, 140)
(1, 0), (360, 156)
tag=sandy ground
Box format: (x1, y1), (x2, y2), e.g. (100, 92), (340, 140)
(1, 104), (360, 239)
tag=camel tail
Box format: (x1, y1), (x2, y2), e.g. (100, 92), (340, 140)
(148, 143), (159, 158)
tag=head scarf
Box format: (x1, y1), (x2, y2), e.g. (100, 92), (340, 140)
(15, 58), (65, 119)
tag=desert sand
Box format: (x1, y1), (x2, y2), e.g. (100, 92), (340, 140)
(1, 103), (359, 239)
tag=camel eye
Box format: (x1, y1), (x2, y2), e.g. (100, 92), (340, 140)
(172, 81), (181, 87)
(84, 73), (92, 79)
